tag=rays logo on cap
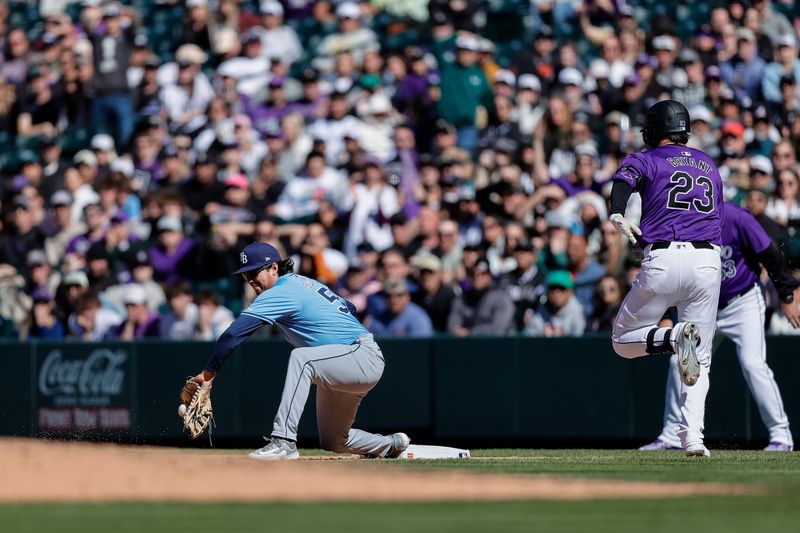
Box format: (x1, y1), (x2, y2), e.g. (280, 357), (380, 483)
(232, 241), (282, 276)
(679, 120), (686, 128)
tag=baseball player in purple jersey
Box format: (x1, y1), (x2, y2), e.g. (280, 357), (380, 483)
(641, 203), (800, 452)
(609, 100), (724, 457)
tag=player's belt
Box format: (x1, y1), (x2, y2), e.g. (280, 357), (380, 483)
(649, 241), (713, 250)
(718, 284), (757, 310)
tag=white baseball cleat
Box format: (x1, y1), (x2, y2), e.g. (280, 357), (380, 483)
(385, 432), (411, 458)
(638, 438), (682, 451)
(248, 437), (300, 460)
(685, 443), (711, 457)
(676, 323), (701, 386)
(763, 441), (793, 452)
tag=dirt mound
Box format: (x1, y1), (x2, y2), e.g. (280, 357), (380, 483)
(0, 438), (752, 503)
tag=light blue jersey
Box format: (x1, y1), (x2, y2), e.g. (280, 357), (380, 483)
(241, 274), (367, 347)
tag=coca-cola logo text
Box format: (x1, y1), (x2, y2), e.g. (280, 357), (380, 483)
(39, 349), (127, 397)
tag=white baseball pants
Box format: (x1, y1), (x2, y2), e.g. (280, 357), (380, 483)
(655, 285), (793, 448)
(271, 333), (395, 456)
(612, 243), (721, 448)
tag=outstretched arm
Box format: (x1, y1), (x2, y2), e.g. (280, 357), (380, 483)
(758, 244), (800, 328)
(202, 314), (266, 377)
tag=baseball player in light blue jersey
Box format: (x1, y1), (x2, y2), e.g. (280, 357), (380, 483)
(190, 242), (410, 460)
(640, 203), (799, 452)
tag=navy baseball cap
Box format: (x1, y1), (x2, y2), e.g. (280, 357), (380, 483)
(232, 242), (281, 275)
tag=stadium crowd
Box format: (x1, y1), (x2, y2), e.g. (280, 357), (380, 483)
(0, 0), (799, 340)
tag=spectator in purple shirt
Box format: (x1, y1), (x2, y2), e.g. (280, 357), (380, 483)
(109, 283), (160, 339)
(147, 216), (195, 283)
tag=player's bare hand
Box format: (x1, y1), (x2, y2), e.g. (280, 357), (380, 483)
(609, 213), (641, 244)
(780, 301), (800, 329)
(193, 370), (216, 384)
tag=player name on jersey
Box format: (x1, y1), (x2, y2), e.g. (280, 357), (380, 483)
(665, 155), (713, 174)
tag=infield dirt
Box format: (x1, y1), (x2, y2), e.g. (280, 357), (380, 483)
(0, 438), (753, 503)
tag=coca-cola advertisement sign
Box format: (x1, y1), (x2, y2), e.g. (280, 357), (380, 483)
(36, 347), (132, 433)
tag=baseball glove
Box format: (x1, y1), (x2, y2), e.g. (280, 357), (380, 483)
(180, 377), (214, 441)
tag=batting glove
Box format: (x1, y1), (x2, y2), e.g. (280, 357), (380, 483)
(609, 213), (642, 244)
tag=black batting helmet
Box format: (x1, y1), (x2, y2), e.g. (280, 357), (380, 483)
(641, 100), (690, 147)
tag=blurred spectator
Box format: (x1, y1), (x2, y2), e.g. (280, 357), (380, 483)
(17, 66), (60, 138)
(181, 153), (226, 214)
(160, 282), (198, 340)
(148, 216), (195, 284)
(673, 49), (706, 109)
(411, 254), (455, 333)
(766, 167), (800, 225)
(770, 75), (800, 134)
(194, 289), (234, 340)
(160, 45), (214, 132)
(109, 284), (160, 339)
(513, 25), (557, 93)
(0, 262), (31, 336)
(433, 32), (494, 153)
(104, 249), (166, 314)
(686, 106), (718, 158)
(68, 291), (123, 340)
(26, 249), (60, 295)
(763, 35), (800, 104)
(65, 160), (101, 222)
(447, 259), (514, 336)
(274, 151), (347, 221)
(589, 275), (624, 333)
(754, 0), (793, 47)
(252, 1), (302, 66)
(0, 28), (30, 85)
(0, 195), (46, 269)
(315, 2), (379, 70)
(566, 232), (607, 318)
(772, 140), (797, 174)
(500, 239), (545, 331)
(337, 261), (381, 318)
(436, 219), (463, 284)
(85, 243), (117, 292)
(367, 278), (433, 337)
(89, 3), (135, 147)
(389, 213), (420, 257)
(63, 201), (106, 271)
(746, 188), (785, 241)
(368, 247), (414, 321)
(182, 0), (212, 50)
(307, 91), (363, 166)
(345, 157), (400, 256)
(525, 270), (586, 337)
(720, 27), (766, 102)
(26, 288), (65, 339)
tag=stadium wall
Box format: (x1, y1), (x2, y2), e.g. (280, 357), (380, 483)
(2, 337), (798, 446)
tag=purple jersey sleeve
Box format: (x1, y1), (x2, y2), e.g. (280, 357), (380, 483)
(612, 145), (723, 244)
(612, 153), (654, 191)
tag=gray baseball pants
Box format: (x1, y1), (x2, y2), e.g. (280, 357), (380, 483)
(271, 333), (394, 456)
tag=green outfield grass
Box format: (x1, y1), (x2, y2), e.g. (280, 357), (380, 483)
(2, 449), (799, 533)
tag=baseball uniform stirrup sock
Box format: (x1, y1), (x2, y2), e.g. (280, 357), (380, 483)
(646, 327), (674, 354)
